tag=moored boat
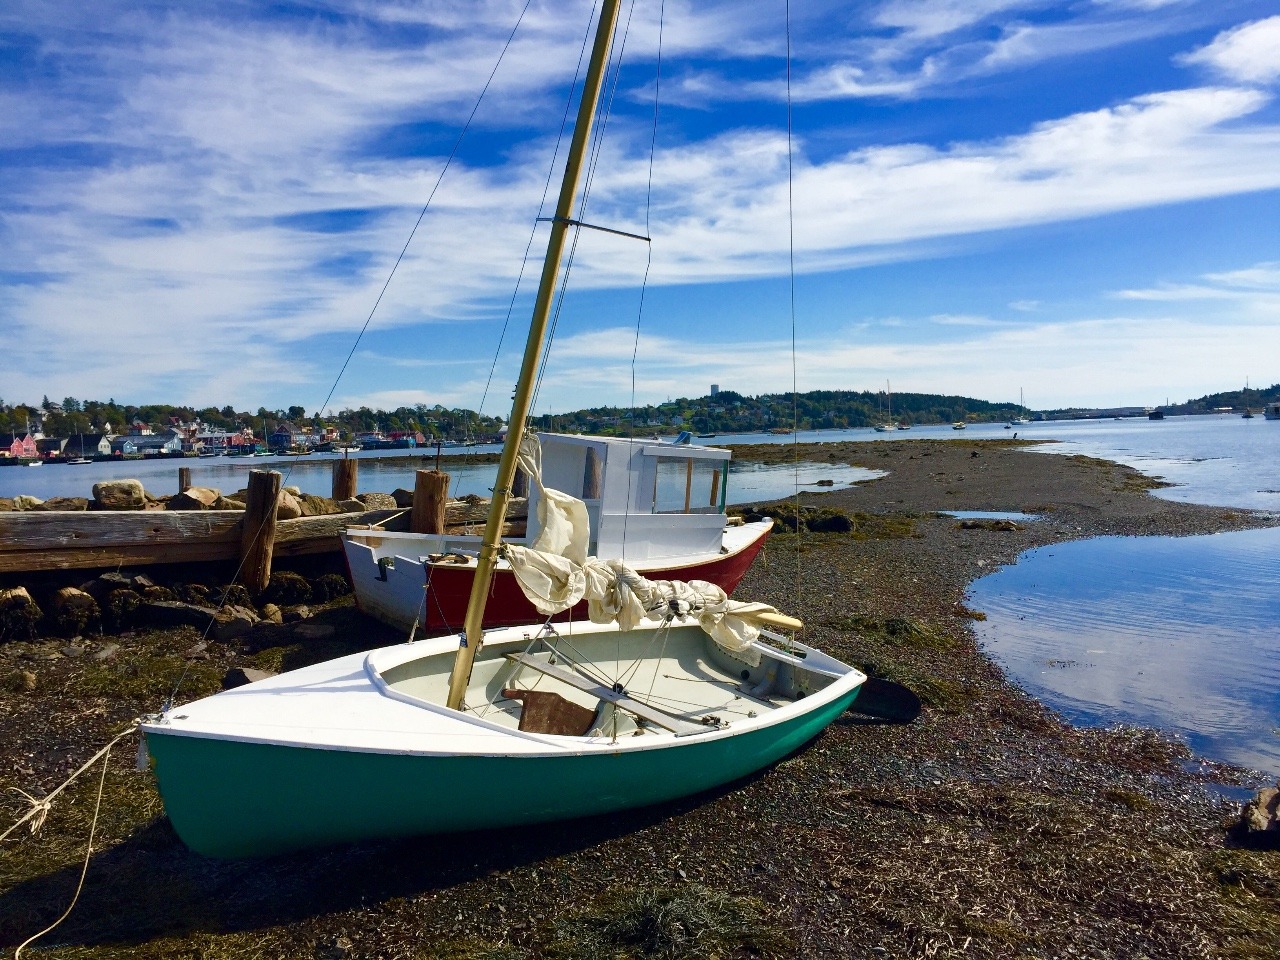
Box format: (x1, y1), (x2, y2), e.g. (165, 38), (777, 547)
(342, 432), (773, 633)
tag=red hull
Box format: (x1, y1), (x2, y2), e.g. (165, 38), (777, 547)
(420, 536), (769, 631)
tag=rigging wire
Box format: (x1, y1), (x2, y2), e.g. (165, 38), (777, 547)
(475, 2), (601, 435)
(623, 0), (666, 551)
(163, 1), (537, 710)
(529, 0), (637, 414)
(784, 0), (803, 615)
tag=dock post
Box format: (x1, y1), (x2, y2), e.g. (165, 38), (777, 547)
(178, 467), (192, 493)
(239, 469), (281, 595)
(332, 457), (358, 501)
(412, 469), (449, 534)
(710, 468), (720, 507)
(584, 447), (603, 500)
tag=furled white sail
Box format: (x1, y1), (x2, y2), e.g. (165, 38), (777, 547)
(505, 435), (776, 664)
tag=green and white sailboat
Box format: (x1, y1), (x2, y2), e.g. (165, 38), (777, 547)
(141, 0), (865, 859)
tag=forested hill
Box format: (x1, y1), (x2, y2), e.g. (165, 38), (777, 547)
(4, 382), (1275, 442)
(528, 389), (1028, 435)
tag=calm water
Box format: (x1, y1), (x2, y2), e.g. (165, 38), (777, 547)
(1016, 414), (1280, 513)
(968, 528), (1280, 776)
(0, 446), (880, 507)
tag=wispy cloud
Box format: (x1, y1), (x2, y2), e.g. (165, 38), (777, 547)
(1178, 16), (1280, 86)
(1116, 260), (1280, 305)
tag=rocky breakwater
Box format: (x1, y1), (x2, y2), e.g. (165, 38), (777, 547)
(0, 477), (371, 519)
(0, 567), (355, 685)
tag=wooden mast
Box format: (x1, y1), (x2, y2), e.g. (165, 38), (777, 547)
(446, 0), (623, 711)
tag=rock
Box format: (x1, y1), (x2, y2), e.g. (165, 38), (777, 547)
(218, 584), (253, 608)
(283, 605), (312, 623)
(13, 495), (44, 510)
(391, 488), (415, 508)
(142, 600), (217, 630)
(214, 496), (246, 511)
(0, 497), (14, 511)
(50, 587), (101, 636)
(259, 603), (284, 624)
(167, 486), (221, 510)
(61, 645), (86, 658)
(103, 589), (143, 632)
(298, 493), (342, 517)
(284, 485), (302, 497)
(211, 605), (258, 641)
(808, 513), (854, 533)
(42, 497), (89, 511)
(358, 492), (400, 511)
(83, 572), (134, 601)
(19, 669), (38, 691)
(91, 642), (120, 662)
(0, 587), (42, 643)
(246, 621), (291, 650)
(293, 623), (335, 641)
(132, 574), (156, 590)
(313, 573), (352, 601)
(338, 498), (366, 513)
(276, 490), (303, 520)
(260, 572), (311, 606)
(222, 666), (277, 690)
(92, 479), (147, 511)
(1233, 786), (1280, 849)
(183, 640), (209, 659)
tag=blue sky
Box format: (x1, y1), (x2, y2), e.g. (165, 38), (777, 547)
(2, 0), (1279, 417)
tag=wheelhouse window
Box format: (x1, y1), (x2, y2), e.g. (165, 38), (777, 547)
(652, 457), (726, 514)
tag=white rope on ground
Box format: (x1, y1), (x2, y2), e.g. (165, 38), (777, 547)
(0, 722), (138, 844)
(8, 725), (131, 959)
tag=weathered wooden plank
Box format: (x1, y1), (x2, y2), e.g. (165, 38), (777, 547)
(0, 508), (408, 573)
(0, 511), (243, 553)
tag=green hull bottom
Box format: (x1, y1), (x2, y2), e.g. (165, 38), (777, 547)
(146, 688), (860, 858)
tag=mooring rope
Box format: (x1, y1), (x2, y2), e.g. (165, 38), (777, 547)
(4, 722), (137, 958)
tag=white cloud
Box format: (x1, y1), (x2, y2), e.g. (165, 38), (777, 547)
(1116, 261), (1280, 306)
(1179, 16), (1280, 85)
(524, 314), (1280, 412)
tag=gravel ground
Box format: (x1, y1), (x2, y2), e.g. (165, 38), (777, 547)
(2, 438), (1278, 960)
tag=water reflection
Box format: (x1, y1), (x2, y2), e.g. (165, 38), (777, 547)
(969, 527), (1280, 775)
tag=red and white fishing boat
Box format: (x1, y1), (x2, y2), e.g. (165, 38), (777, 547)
(342, 431), (772, 633)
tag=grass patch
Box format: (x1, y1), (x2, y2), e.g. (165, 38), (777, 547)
(75, 633), (223, 704)
(1102, 788), (1158, 813)
(821, 614), (953, 650)
(547, 884), (790, 960)
(739, 505), (916, 539)
(417, 941), (529, 960)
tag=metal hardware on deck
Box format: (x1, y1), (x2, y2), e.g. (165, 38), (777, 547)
(535, 216), (650, 243)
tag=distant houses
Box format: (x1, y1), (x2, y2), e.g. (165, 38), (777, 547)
(1, 433), (38, 459)
(110, 430), (184, 456)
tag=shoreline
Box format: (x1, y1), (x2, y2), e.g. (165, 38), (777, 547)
(2, 439), (1278, 958)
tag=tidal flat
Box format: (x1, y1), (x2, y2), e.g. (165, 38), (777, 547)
(2, 439), (1279, 960)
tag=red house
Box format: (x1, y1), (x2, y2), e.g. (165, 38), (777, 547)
(2, 433), (38, 458)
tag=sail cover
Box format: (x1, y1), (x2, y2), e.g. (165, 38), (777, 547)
(506, 436), (775, 663)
